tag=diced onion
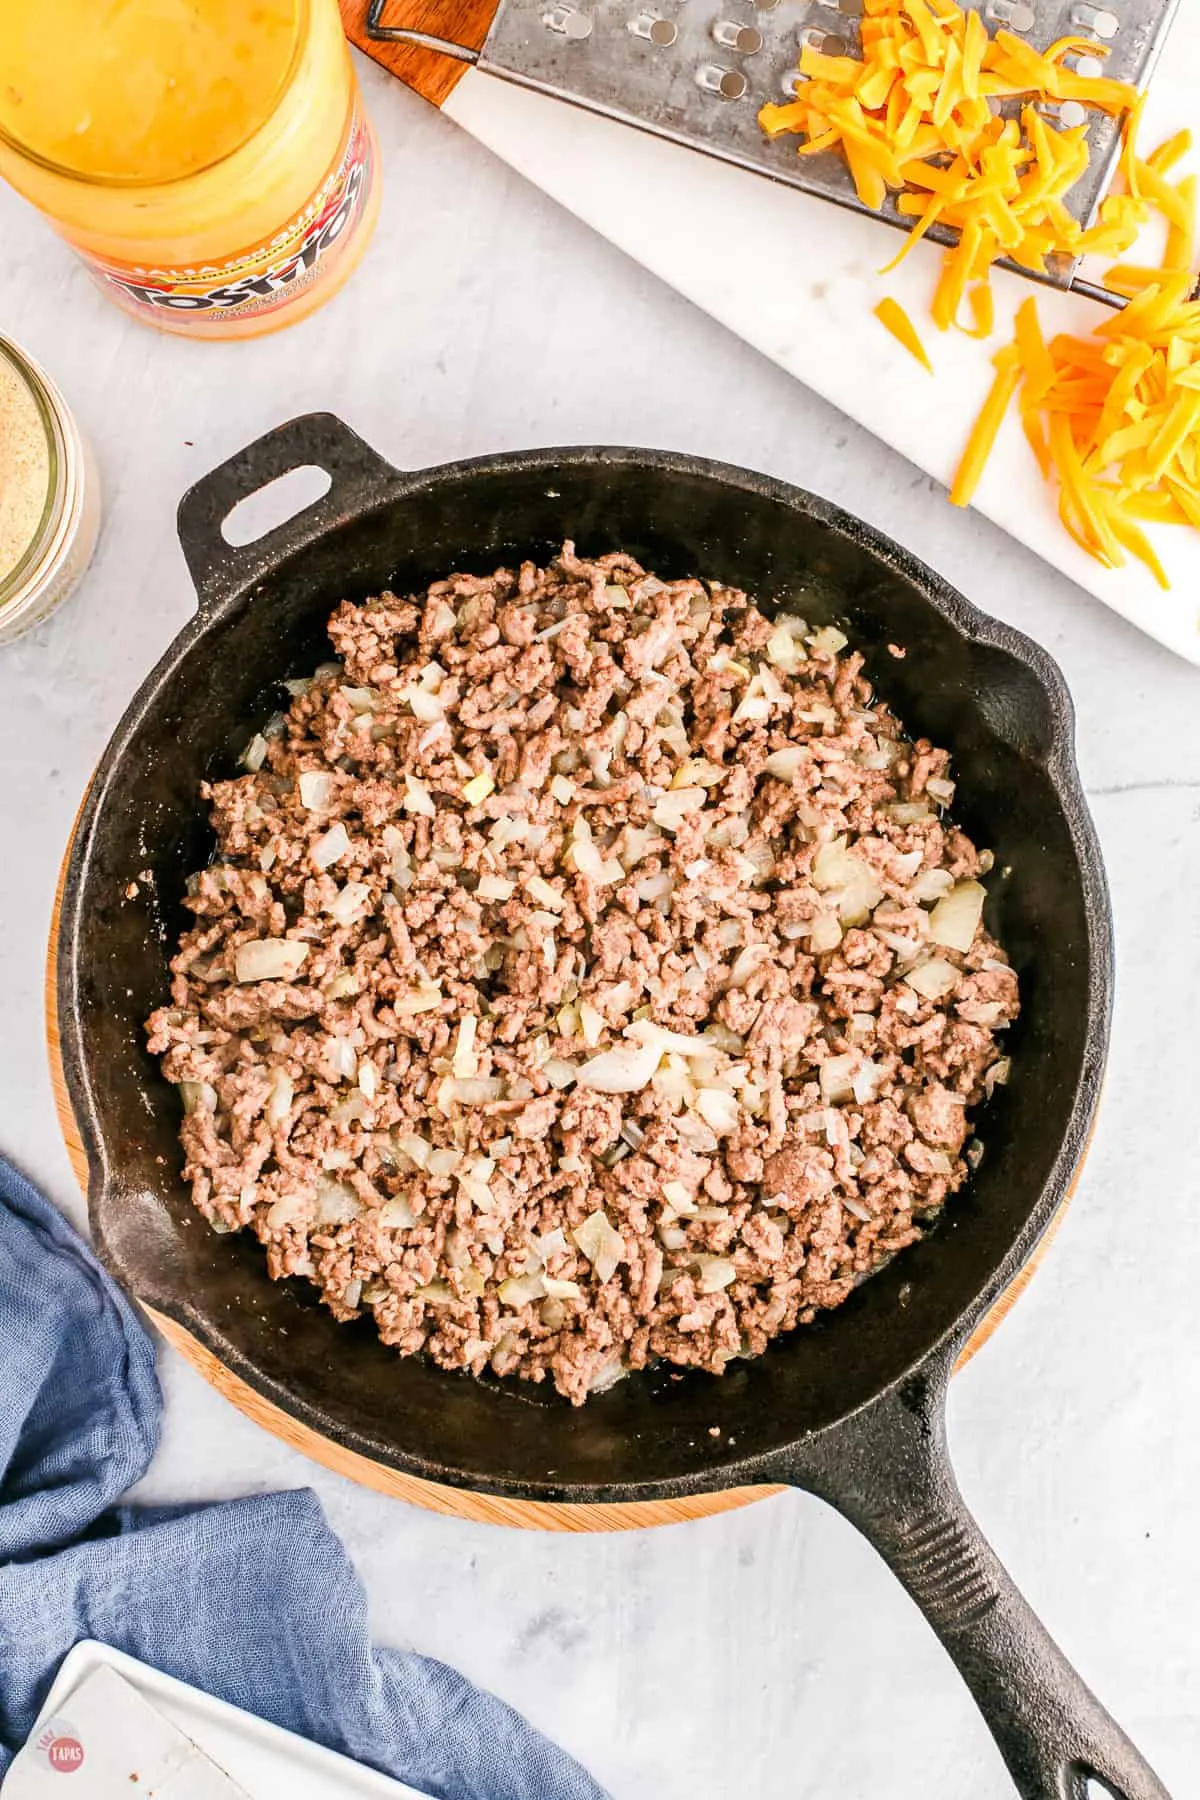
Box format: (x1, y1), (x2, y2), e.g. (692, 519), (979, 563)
(694, 1255), (737, 1293)
(912, 868), (955, 904)
(382, 825), (412, 889)
(265, 1067), (293, 1126)
(543, 1276), (583, 1300)
(379, 1194), (417, 1229)
(662, 1180), (696, 1215)
(403, 775), (436, 818)
(463, 771), (495, 807)
(578, 1001), (604, 1048)
(625, 1020), (712, 1058)
(576, 1042), (660, 1094)
(810, 625), (848, 657)
(694, 1087), (739, 1134)
(672, 758), (725, 790)
(905, 957), (961, 1001)
(324, 1035), (358, 1083)
(984, 1057), (1012, 1099)
(763, 747), (805, 781)
(408, 689), (444, 724)
(241, 733), (268, 773)
(572, 838), (624, 886)
(544, 1057), (578, 1090)
(812, 836), (885, 925)
(325, 881), (371, 927)
(393, 983), (443, 1015)
(572, 1209), (626, 1283)
(476, 873), (515, 902)
(808, 913), (843, 953)
(394, 1133), (431, 1169)
(928, 880), (986, 953)
(312, 822), (350, 871)
(727, 943), (772, 989)
(299, 770), (335, 811)
(959, 1000), (1006, 1026)
(341, 686), (381, 713)
(452, 1014), (479, 1079)
(820, 1054), (857, 1104)
(499, 1274), (546, 1309)
(235, 939), (309, 984)
(851, 1061), (885, 1105)
(652, 787), (705, 833)
(179, 1080), (218, 1115)
(315, 1179), (362, 1226)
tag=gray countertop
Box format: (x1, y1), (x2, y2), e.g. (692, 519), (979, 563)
(1, 55), (1196, 1799)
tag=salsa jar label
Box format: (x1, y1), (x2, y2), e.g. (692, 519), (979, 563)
(85, 107), (375, 326)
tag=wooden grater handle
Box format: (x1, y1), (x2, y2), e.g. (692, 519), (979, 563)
(340, 0), (500, 106)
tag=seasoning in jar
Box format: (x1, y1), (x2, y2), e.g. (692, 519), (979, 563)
(0, 0), (380, 340)
(0, 350), (51, 584)
(0, 339), (100, 645)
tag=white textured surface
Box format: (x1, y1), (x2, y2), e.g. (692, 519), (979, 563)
(443, 32), (1200, 662)
(0, 51), (1198, 1799)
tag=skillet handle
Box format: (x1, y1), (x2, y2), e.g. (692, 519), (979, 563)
(176, 412), (401, 612)
(797, 1362), (1170, 1800)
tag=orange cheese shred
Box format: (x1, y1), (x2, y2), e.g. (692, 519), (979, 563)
(762, 0), (1141, 341)
(949, 348), (1021, 508)
(874, 296), (934, 370)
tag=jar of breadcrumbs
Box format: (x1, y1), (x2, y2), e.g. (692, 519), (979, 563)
(0, 336), (100, 644)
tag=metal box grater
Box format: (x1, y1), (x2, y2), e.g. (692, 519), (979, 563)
(369, 0), (1182, 295)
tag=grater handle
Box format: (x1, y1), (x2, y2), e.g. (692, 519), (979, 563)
(364, 1), (480, 60)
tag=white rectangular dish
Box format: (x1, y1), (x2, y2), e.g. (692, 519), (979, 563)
(6, 1641), (432, 1800)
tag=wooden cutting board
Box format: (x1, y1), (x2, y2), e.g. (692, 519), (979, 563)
(45, 824), (1076, 1532)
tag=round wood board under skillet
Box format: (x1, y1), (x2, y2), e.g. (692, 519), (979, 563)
(46, 830), (1079, 1532)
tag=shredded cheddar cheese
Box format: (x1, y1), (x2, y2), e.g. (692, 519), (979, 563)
(873, 296), (934, 370)
(950, 145), (1200, 589)
(764, 0), (1200, 589)
(761, 1), (1141, 333)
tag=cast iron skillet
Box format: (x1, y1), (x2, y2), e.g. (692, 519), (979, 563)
(59, 414), (1167, 1800)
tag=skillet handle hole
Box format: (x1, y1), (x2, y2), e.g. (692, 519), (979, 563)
(221, 465), (333, 549)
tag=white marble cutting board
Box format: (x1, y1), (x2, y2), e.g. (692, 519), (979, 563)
(436, 21), (1200, 663)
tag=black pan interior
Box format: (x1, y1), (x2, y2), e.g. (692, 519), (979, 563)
(62, 452), (1104, 1501)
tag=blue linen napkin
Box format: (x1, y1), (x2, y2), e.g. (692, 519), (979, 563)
(0, 1156), (607, 1799)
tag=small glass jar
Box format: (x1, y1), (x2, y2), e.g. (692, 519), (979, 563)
(0, 337), (100, 645)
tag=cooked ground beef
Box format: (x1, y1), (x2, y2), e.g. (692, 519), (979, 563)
(146, 546), (1018, 1404)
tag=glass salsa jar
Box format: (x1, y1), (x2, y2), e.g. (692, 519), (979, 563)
(0, 0), (380, 338)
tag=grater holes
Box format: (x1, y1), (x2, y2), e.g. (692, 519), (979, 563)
(695, 63), (748, 98)
(628, 12), (678, 45)
(542, 6), (592, 38)
(1070, 3), (1120, 36)
(986, 0), (1036, 27)
(713, 21), (764, 53)
(799, 25), (847, 53)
